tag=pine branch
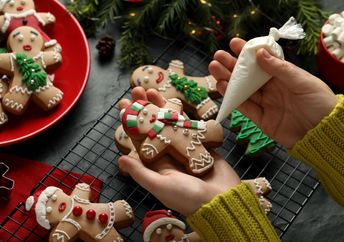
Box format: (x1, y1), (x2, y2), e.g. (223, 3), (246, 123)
(96, 0), (123, 28)
(296, 0), (329, 55)
(67, 0), (99, 36)
(158, 0), (187, 33)
(119, 21), (150, 68)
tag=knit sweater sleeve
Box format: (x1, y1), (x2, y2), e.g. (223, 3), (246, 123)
(289, 94), (344, 206)
(187, 183), (280, 242)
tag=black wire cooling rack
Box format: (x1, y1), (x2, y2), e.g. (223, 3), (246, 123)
(0, 36), (319, 241)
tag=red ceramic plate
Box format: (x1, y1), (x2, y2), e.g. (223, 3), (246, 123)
(0, 0), (90, 146)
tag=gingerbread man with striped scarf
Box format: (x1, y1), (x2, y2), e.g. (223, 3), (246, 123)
(120, 99), (223, 176)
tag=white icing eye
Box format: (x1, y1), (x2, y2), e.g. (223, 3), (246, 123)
(9, 1), (15, 7)
(139, 117), (144, 123)
(30, 34), (36, 42)
(51, 194), (57, 201)
(183, 129), (189, 136)
(166, 224), (173, 230)
(18, 34), (24, 41)
(46, 206), (53, 213)
(156, 228), (162, 235)
(143, 76), (149, 83)
(142, 108), (148, 115)
(148, 67), (154, 74)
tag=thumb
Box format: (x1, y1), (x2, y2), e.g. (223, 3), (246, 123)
(256, 48), (306, 88)
(118, 155), (161, 191)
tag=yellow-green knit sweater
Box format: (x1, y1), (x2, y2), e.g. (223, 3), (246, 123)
(187, 95), (344, 242)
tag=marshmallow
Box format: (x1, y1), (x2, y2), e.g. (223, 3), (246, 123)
(323, 35), (335, 45)
(322, 24), (334, 36)
(331, 48), (344, 59)
(329, 13), (341, 25)
(337, 31), (344, 44)
(332, 26), (343, 39)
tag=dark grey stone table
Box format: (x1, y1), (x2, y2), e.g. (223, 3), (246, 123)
(1, 0), (343, 241)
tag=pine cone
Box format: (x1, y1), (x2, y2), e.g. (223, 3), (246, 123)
(96, 36), (116, 60)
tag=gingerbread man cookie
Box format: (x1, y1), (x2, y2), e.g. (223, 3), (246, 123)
(0, 0), (61, 52)
(25, 183), (134, 242)
(143, 209), (201, 242)
(0, 25), (63, 115)
(130, 60), (219, 120)
(0, 76), (8, 125)
(120, 99), (223, 176)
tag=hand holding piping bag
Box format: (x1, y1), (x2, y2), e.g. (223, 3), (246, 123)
(216, 17), (305, 123)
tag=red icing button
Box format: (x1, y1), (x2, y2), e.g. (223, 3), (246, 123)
(58, 202), (66, 212)
(72, 206), (83, 217)
(86, 209), (96, 220)
(98, 213), (108, 224)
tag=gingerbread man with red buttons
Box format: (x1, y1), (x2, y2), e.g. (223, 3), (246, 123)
(25, 183), (134, 242)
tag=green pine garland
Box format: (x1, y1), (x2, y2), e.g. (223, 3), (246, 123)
(16, 53), (47, 92)
(169, 72), (208, 105)
(67, 0), (328, 67)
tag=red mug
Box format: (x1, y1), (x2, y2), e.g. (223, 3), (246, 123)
(316, 23), (344, 90)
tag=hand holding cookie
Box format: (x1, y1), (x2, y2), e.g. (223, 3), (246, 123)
(117, 87), (240, 215)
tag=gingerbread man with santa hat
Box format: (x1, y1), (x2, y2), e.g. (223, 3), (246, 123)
(143, 209), (201, 242)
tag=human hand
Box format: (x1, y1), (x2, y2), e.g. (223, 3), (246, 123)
(209, 38), (338, 149)
(118, 87), (242, 215)
(118, 87), (273, 215)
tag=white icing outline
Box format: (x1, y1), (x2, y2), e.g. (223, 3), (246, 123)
(196, 97), (210, 110)
(141, 143), (158, 157)
(72, 195), (90, 204)
(2, 9), (46, 33)
(0, 111), (8, 125)
(120, 200), (133, 219)
(52, 230), (69, 242)
(3, 98), (24, 110)
(190, 150), (214, 174)
(75, 183), (90, 192)
(205, 76), (215, 91)
(95, 202), (116, 240)
(47, 91), (63, 107)
(186, 128), (206, 157)
(201, 105), (218, 120)
(169, 60), (184, 69)
(156, 134), (171, 144)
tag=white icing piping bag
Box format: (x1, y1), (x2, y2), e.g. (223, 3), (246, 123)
(215, 17), (305, 123)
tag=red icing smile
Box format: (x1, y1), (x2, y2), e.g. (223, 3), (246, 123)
(155, 71), (164, 84)
(16, 6), (24, 11)
(165, 234), (175, 241)
(23, 45), (32, 51)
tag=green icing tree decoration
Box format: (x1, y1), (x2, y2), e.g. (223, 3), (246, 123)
(16, 53), (47, 92)
(169, 72), (208, 105)
(230, 109), (276, 156)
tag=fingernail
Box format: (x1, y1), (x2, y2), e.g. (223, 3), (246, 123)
(261, 49), (272, 60)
